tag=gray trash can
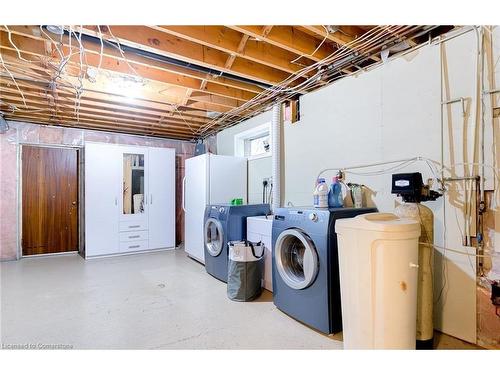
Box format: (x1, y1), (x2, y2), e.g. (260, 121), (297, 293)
(227, 241), (264, 301)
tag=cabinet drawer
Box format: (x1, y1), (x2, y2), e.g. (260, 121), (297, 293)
(119, 230), (148, 242)
(119, 240), (149, 252)
(120, 221), (148, 232)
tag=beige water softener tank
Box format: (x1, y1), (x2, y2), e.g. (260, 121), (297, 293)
(335, 213), (421, 349)
(395, 202), (434, 349)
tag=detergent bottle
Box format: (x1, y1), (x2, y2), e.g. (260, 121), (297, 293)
(328, 174), (344, 208)
(313, 178), (329, 208)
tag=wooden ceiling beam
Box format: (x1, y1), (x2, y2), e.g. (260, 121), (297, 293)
(0, 48), (240, 116)
(300, 25), (381, 62)
(152, 26), (308, 75)
(227, 25), (336, 63)
(0, 87), (208, 128)
(78, 26), (293, 85)
(0, 96), (200, 134)
(0, 72), (213, 122)
(0, 77), (211, 123)
(0, 27), (260, 102)
(1, 111), (194, 139)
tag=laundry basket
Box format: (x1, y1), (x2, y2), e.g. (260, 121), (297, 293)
(227, 241), (264, 302)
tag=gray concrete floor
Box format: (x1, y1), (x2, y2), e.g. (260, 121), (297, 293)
(1, 249), (478, 349)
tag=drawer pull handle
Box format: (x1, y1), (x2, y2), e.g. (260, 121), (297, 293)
(129, 245), (140, 249)
(129, 225), (140, 228)
(129, 235), (140, 239)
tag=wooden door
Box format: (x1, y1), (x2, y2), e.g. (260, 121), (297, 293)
(22, 146), (78, 255)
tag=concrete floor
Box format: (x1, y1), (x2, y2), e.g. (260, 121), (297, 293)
(1, 249), (479, 349)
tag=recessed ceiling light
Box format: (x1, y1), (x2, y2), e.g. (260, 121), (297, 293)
(46, 25), (64, 35)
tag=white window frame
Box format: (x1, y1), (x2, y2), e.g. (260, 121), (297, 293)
(234, 122), (271, 160)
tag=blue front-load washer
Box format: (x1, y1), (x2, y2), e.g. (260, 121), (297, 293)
(204, 204), (270, 282)
(272, 206), (377, 334)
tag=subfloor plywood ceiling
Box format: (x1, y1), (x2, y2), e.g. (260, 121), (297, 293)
(0, 25), (455, 140)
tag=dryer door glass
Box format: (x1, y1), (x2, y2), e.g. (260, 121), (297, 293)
(204, 218), (224, 257)
(275, 229), (319, 290)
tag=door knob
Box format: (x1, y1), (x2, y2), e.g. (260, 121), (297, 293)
(72, 201), (77, 205)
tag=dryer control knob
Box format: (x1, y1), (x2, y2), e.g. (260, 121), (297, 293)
(309, 213), (318, 222)
(219, 207), (225, 213)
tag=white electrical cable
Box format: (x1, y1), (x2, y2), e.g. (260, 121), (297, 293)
(105, 26), (141, 78)
(3, 25), (34, 63)
(199, 25), (420, 136)
(290, 25), (330, 64)
(315, 156), (423, 186)
(96, 25), (104, 72)
(420, 242), (497, 259)
(0, 52), (28, 109)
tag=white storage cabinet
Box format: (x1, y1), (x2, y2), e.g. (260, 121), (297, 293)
(85, 142), (175, 258)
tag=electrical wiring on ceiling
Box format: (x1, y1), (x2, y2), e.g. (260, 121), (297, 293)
(0, 52), (28, 109)
(196, 25), (422, 137)
(213, 26), (393, 107)
(104, 25), (142, 78)
(71, 27), (86, 122)
(96, 25), (104, 72)
(4, 25), (35, 63)
(290, 25), (331, 64)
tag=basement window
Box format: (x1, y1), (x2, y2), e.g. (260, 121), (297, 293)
(234, 122), (271, 160)
(245, 133), (270, 157)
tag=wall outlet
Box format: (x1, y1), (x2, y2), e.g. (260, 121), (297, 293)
(263, 177), (272, 186)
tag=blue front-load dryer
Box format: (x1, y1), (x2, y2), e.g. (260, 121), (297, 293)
(204, 204), (270, 282)
(272, 206), (377, 334)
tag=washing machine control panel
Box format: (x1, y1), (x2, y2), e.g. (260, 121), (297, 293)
(279, 210), (326, 224)
(308, 213), (318, 222)
(209, 206), (228, 220)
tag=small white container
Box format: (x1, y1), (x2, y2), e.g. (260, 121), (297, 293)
(313, 178), (329, 208)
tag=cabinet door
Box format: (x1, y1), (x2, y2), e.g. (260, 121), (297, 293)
(119, 145), (149, 226)
(148, 147), (176, 249)
(85, 143), (120, 257)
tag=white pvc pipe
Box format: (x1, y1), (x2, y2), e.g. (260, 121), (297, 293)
(271, 103), (282, 211)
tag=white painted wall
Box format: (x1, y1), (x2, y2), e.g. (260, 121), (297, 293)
(217, 27), (500, 344)
(217, 111), (272, 204)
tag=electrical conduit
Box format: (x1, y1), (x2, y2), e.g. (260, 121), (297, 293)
(271, 103), (282, 211)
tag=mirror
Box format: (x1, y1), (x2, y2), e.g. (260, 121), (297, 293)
(123, 153), (145, 214)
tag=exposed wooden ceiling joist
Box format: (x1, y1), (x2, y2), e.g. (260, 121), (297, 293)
(299, 25), (381, 62)
(0, 28), (259, 103)
(0, 87), (207, 129)
(1, 76), (211, 122)
(1, 25), (455, 139)
(152, 25), (310, 75)
(78, 26), (294, 86)
(227, 25), (336, 63)
(0, 111), (192, 139)
(0, 96), (199, 134)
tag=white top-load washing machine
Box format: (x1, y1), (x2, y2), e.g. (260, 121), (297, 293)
(247, 216), (274, 291)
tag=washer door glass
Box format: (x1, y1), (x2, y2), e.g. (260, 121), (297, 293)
(204, 218), (224, 257)
(275, 229), (319, 290)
